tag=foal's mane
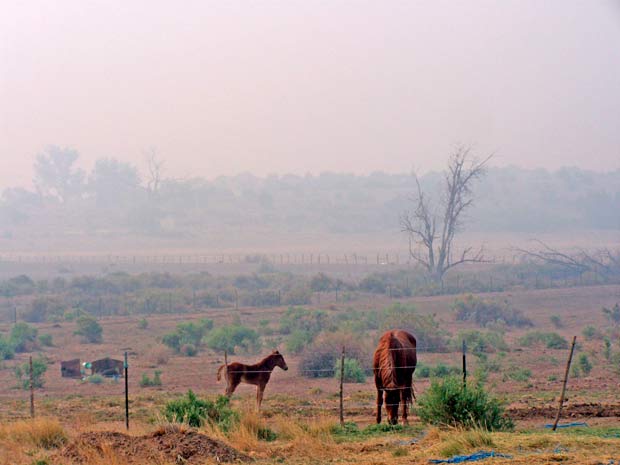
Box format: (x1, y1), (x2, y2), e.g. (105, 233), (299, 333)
(256, 352), (280, 370)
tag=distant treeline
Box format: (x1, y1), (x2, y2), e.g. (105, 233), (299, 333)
(0, 147), (618, 240)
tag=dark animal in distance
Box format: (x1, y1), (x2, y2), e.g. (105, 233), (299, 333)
(217, 350), (288, 409)
(373, 329), (417, 425)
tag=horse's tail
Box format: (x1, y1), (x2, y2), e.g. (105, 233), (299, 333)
(216, 364), (226, 382)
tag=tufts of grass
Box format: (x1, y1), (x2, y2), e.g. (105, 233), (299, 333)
(0, 417), (67, 449)
(438, 428), (495, 457)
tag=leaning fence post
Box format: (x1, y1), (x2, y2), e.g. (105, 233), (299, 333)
(339, 346), (345, 427)
(124, 351), (129, 430)
(552, 336), (577, 431)
(29, 356), (35, 418)
(462, 340), (467, 389)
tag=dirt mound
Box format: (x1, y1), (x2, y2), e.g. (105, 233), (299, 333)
(508, 402), (620, 420)
(57, 427), (251, 464)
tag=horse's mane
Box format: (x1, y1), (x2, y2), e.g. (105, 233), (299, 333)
(375, 332), (397, 387)
(375, 330), (417, 389)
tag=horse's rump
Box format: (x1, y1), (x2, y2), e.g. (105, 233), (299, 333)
(373, 330), (417, 393)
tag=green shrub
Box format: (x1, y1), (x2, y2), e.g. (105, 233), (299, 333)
(282, 286), (312, 305)
(416, 376), (513, 431)
(334, 358), (366, 383)
(416, 364), (431, 378)
(140, 370), (163, 387)
(38, 334), (53, 347)
(88, 374), (104, 384)
(10, 322), (39, 352)
(162, 319), (213, 354)
(505, 366), (531, 382)
(603, 337), (611, 361)
(550, 315), (563, 329)
(204, 325), (260, 354)
(456, 330), (508, 354)
(453, 294), (532, 328)
(577, 354), (592, 376)
(74, 314), (103, 343)
(285, 330), (314, 354)
(582, 325), (600, 341)
(138, 318), (148, 329)
(14, 356), (48, 389)
(518, 331), (568, 349)
(163, 390), (238, 430)
(0, 336), (15, 360)
(180, 344), (198, 357)
(299, 331), (371, 378)
(279, 307), (329, 336)
(380, 303), (450, 352)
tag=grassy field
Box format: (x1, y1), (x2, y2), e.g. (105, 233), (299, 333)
(1, 282), (619, 464)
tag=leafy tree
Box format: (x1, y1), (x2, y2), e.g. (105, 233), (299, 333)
(15, 356), (48, 389)
(10, 322), (39, 352)
(0, 336), (15, 360)
(74, 314), (103, 343)
(310, 273), (335, 292)
(334, 358), (366, 383)
(204, 325), (260, 354)
(162, 319), (213, 353)
(88, 158), (141, 207)
(33, 146), (85, 202)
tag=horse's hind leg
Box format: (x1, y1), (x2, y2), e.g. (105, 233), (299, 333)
(376, 389), (383, 424)
(400, 388), (409, 425)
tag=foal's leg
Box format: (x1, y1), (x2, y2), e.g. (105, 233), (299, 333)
(226, 375), (239, 397)
(376, 389), (383, 424)
(256, 383), (266, 410)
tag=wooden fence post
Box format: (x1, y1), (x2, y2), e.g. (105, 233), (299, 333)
(29, 356), (35, 418)
(124, 352), (129, 430)
(339, 346), (345, 426)
(552, 336), (577, 431)
(462, 340), (467, 389)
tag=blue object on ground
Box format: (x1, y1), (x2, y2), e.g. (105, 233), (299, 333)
(428, 450), (513, 463)
(544, 422), (588, 429)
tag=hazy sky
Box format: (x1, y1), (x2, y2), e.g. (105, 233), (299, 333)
(1, 1), (619, 190)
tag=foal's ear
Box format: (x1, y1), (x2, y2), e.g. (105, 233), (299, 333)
(272, 349), (280, 355)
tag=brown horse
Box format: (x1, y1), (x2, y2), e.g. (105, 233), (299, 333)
(217, 350), (288, 409)
(373, 329), (417, 425)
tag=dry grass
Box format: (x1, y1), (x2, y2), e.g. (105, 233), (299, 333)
(0, 417), (67, 449)
(0, 417), (67, 465)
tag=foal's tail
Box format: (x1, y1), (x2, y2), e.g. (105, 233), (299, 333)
(216, 364), (226, 382)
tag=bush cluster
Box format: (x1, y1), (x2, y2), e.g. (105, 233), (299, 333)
(453, 294), (533, 328)
(204, 325), (260, 354)
(140, 370), (162, 387)
(416, 376), (513, 431)
(162, 319), (213, 354)
(518, 331), (568, 349)
(163, 390), (237, 430)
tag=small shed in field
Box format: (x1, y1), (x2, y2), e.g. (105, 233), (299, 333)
(90, 357), (124, 377)
(61, 359), (82, 378)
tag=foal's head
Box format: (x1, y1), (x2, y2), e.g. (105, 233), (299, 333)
(270, 350), (288, 371)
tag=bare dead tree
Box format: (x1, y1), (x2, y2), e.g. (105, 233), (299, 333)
(401, 146), (491, 283)
(516, 240), (620, 279)
(145, 148), (164, 197)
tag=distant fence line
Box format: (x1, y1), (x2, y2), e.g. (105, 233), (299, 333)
(0, 252), (517, 267)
